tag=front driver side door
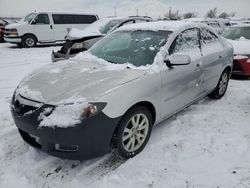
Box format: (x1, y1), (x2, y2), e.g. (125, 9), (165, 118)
(160, 28), (204, 118)
(32, 13), (54, 42)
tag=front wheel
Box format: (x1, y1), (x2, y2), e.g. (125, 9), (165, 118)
(22, 35), (37, 48)
(113, 106), (153, 159)
(209, 69), (230, 99)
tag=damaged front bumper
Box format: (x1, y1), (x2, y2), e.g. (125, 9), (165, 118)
(11, 95), (120, 160)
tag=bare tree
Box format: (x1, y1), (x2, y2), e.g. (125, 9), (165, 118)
(182, 12), (198, 19)
(218, 12), (229, 19)
(206, 8), (217, 18)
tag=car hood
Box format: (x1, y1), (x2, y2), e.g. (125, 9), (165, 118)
(5, 22), (26, 29)
(17, 58), (145, 105)
(67, 28), (103, 40)
(226, 39), (250, 55)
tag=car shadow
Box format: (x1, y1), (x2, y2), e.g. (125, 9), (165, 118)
(231, 75), (250, 80)
(7, 43), (63, 49)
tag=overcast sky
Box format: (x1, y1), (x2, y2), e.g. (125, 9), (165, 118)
(0, 0), (250, 18)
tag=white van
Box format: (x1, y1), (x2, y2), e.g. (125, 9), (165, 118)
(4, 12), (99, 47)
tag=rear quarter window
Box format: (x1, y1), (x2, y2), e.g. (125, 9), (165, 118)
(200, 28), (218, 44)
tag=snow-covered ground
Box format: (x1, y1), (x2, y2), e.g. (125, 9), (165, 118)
(0, 43), (250, 188)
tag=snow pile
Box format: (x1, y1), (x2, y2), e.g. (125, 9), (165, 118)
(39, 102), (89, 128)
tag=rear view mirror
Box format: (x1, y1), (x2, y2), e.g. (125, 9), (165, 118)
(165, 54), (191, 67)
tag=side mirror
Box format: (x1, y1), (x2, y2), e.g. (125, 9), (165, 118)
(165, 54), (191, 67)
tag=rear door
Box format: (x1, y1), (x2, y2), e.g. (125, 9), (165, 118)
(160, 28), (204, 118)
(32, 13), (54, 42)
(200, 28), (224, 92)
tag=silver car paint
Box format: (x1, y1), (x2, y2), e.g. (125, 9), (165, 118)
(16, 22), (233, 125)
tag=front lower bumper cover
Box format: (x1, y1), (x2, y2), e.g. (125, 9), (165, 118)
(11, 98), (121, 160)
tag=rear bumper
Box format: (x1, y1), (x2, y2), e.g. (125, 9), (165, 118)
(4, 36), (22, 44)
(11, 105), (120, 160)
(232, 59), (250, 76)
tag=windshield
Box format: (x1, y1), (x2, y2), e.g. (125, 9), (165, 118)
(19, 13), (36, 23)
(0, 19), (7, 26)
(99, 20), (122, 34)
(89, 30), (172, 66)
(223, 26), (250, 40)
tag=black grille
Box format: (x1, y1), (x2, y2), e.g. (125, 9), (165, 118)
(13, 99), (38, 115)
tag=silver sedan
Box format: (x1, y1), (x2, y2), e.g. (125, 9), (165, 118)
(11, 21), (233, 160)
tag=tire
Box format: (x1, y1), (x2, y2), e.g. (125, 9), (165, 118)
(22, 35), (37, 48)
(209, 69), (230, 99)
(113, 106), (153, 159)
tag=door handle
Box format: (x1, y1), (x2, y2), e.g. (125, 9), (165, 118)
(195, 63), (202, 71)
(50, 25), (53, 29)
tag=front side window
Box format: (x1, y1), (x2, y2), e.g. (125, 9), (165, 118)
(33, 14), (50, 25)
(89, 30), (172, 66)
(169, 28), (200, 54)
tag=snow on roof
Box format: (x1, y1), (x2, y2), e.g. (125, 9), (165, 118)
(30, 11), (98, 15)
(117, 21), (203, 32)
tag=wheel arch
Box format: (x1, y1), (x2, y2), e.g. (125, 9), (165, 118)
(22, 33), (38, 42)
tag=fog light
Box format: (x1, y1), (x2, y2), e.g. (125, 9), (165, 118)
(55, 144), (78, 152)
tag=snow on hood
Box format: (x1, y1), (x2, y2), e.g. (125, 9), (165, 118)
(5, 22), (26, 29)
(17, 55), (145, 105)
(16, 44), (167, 105)
(226, 38), (250, 55)
(67, 28), (103, 40)
(67, 18), (115, 40)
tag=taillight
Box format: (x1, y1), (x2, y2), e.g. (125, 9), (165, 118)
(234, 55), (250, 64)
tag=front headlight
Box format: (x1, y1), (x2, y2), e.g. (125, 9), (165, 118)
(7, 28), (18, 37)
(81, 102), (107, 118)
(39, 102), (107, 128)
(71, 42), (84, 50)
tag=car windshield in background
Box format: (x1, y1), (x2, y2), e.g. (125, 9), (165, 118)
(0, 19), (7, 25)
(19, 13), (36, 23)
(99, 20), (123, 34)
(223, 26), (250, 40)
(89, 30), (172, 66)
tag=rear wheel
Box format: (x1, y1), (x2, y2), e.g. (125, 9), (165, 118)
(209, 69), (230, 99)
(113, 106), (153, 159)
(22, 35), (37, 48)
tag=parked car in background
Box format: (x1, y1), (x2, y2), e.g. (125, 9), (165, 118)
(4, 12), (99, 47)
(185, 18), (225, 34)
(11, 21), (233, 160)
(223, 24), (250, 77)
(51, 16), (153, 62)
(0, 18), (9, 42)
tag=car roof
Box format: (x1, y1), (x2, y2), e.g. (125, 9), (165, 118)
(30, 11), (98, 16)
(116, 20), (210, 32)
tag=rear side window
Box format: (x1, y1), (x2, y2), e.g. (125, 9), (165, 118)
(52, 14), (97, 24)
(169, 28), (200, 54)
(33, 14), (50, 24)
(200, 28), (218, 44)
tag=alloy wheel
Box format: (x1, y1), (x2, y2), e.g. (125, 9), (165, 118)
(122, 113), (149, 152)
